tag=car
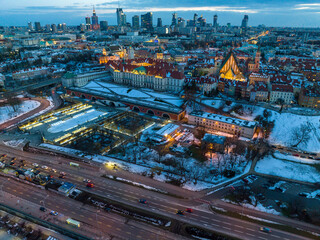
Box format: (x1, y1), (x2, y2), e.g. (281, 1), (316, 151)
(271, 145), (277, 148)
(176, 210), (184, 215)
(242, 178), (249, 184)
(83, 179), (91, 183)
(50, 211), (58, 216)
(39, 207), (47, 212)
(51, 168), (57, 173)
(310, 153), (317, 156)
(185, 208), (193, 213)
(1, 154), (7, 158)
(32, 163), (39, 167)
(260, 227), (271, 233)
(248, 175), (258, 181)
(42, 165), (48, 169)
(11, 157), (16, 161)
(58, 174), (65, 179)
(293, 154), (300, 157)
(86, 183), (94, 188)
(298, 192), (308, 197)
(308, 156), (314, 159)
(139, 199), (147, 204)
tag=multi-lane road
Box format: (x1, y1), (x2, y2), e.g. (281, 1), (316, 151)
(0, 143), (318, 240)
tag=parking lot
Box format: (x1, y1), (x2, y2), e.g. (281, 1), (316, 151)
(225, 174), (320, 224)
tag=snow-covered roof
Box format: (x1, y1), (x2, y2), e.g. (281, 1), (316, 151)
(190, 111), (257, 128)
(155, 123), (179, 137)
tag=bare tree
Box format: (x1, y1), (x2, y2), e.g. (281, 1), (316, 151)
(290, 123), (311, 148)
(4, 92), (21, 112)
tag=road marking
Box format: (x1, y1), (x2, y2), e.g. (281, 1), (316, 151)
(106, 225), (111, 228)
(246, 228), (255, 232)
(246, 233), (255, 237)
(126, 232), (131, 235)
(270, 235), (281, 239)
(258, 237), (267, 240)
(97, 221), (103, 225)
(234, 224), (244, 229)
(116, 228), (121, 231)
(80, 215), (84, 217)
(234, 229), (243, 234)
(222, 226), (231, 230)
(88, 218), (93, 221)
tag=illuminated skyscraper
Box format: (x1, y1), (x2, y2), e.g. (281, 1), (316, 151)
(91, 6), (99, 30)
(132, 15), (139, 30)
(141, 12), (153, 31)
(117, 8), (126, 26)
(85, 16), (91, 30)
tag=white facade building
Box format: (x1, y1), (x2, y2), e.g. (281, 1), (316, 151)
(188, 111), (257, 138)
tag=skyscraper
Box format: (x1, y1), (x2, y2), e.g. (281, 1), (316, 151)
(193, 13), (198, 26)
(116, 8), (126, 26)
(85, 16), (91, 30)
(100, 21), (108, 31)
(61, 23), (67, 32)
(51, 24), (57, 33)
(91, 6), (99, 30)
(34, 22), (41, 32)
(213, 15), (218, 28)
(157, 18), (163, 28)
(241, 15), (249, 29)
(141, 12), (153, 31)
(28, 22), (33, 31)
(132, 15), (139, 30)
(171, 13), (177, 27)
(177, 17), (185, 28)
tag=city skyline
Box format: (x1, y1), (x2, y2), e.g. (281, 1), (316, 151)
(1, 1), (320, 27)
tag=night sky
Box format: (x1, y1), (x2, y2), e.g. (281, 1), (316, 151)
(1, 0), (320, 27)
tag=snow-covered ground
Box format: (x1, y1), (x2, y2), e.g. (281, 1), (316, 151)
(3, 139), (26, 148)
(201, 98), (320, 153)
(0, 100), (40, 124)
(269, 113), (320, 153)
(223, 198), (281, 215)
(255, 155), (320, 183)
(274, 152), (319, 164)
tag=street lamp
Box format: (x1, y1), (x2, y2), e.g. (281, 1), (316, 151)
(40, 194), (49, 208)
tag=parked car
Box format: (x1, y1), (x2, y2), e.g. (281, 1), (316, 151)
(41, 165), (48, 169)
(39, 207), (47, 212)
(32, 163), (39, 167)
(83, 179), (91, 183)
(260, 227), (271, 233)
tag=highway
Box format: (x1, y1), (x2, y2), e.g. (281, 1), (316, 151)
(0, 175), (187, 240)
(0, 143), (317, 240)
